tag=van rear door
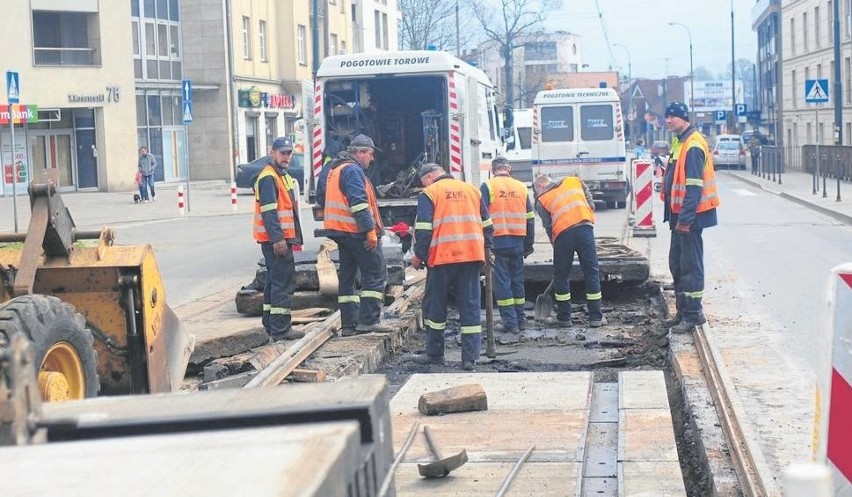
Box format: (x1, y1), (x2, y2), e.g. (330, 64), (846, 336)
(535, 104), (579, 168)
(577, 102), (617, 163)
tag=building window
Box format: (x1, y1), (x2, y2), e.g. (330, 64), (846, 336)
(330, 33), (338, 56)
(791, 17), (796, 54)
(829, 1), (833, 43)
(259, 20), (267, 61)
(246, 115), (259, 162)
(340, 40), (347, 55)
(265, 116), (277, 152)
(792, 69), (797, 108)
(375, 10), (382, 49)
(804, 12), (809, 51)
(32, 11), (99, 66)
(382, 12), (389, 49)
(298, 25), (307, 64)
(242, 16), (252, 60)
(846, 57), (851, 103)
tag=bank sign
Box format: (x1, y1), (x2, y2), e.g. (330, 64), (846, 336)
(0, 104), (39, 125)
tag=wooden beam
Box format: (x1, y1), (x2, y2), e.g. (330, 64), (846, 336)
(418, 384), (488, 416)
(288, 369), (327, 383)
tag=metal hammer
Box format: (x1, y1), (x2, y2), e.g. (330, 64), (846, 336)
(417, 425), (469, 478)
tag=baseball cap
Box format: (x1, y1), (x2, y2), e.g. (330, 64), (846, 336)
(664, 101), (690, 121)
(271, 137), (294, 152)
(350, 134), (382, 152)
(492, 156), (510, 168)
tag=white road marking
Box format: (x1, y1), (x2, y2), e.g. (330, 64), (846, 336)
(731, 188), (757, 196)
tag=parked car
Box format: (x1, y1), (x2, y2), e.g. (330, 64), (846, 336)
(651, 140), (670, 157)
(235, 149), (305, 193)
(712, 141), (746, 170)
(715, 134), (744, 148)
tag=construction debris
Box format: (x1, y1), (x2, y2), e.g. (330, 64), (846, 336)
(417, 384), (488, 416)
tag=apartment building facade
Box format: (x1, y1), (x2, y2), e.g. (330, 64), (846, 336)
(0, 0), (137, 194)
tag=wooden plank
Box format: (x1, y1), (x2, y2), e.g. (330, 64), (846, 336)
(418, 384), (488, 415)
(288, 368), (327, 383)
(244, 311), (341, 389)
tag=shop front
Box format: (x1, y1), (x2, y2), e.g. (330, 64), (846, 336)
(237, 85), (298, 163)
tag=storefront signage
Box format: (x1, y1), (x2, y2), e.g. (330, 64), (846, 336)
(0, 104), (39, 125)
(67, 85), (121, 104)
(238, 86), (295, 109)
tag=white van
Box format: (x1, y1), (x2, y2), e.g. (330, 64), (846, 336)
(531, 88), (629, 208)
(504, 108), (532, 182)
(310, 50), (504, 224)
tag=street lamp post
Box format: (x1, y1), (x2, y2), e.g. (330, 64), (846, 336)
(669, 22), (694, 123)
(614, 43), (633, 145)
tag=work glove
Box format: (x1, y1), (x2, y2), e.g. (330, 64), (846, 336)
(411, 254), (424, 270)
(364, 230), (378, 251)
(674, 222), (691, 234)
(273, 239), (289, 255)
(523, 247), (534, 259)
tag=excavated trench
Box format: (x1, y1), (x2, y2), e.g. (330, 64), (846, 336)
(377, 280), (714, 496)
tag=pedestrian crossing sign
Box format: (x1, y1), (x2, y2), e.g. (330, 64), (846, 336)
(805, 79), (829, 104)
(182, 100), (193, 124)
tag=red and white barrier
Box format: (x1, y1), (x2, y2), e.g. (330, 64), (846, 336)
(815, 263), (852, 496)
(230, 181), (238, 212)
(631, 159), (656, 237)
(177, 185), (185, 216)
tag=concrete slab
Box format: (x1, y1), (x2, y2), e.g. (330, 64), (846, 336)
(582, 422), (618, 477)
(618, 461), (686, 497)
(390, 372), (593, 415)
(590, 383), (618, 423)
(617, 409), (679, 462)
(618, 370), (670, 410)
(395, 461), (581, 496)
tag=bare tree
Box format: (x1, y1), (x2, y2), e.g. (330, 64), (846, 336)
(471, 0), (550, 108)
(399, 0), (476, 52)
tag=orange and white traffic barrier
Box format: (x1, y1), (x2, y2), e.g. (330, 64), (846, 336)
(230, 181), (238, 212)
(631, 159), (656, 237)
(177, 185), (185, 216)
(784, 463), (832, 497)
(814, 262), (852, 495)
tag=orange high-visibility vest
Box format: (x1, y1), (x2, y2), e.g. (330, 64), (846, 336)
(323, 161), (382, 234)
(423, 178), (485, 266)
(253, 165), (297, 242)
(667, 131), (721, 214)
(537, 177), (594, 240)
(486, 175), (530, 237)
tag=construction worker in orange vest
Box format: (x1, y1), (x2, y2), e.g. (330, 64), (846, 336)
(316, 134), (390, 336)
(480, 156), (535, 334)
(662, 101), (720, 333)
(253, 137), (305, 341)
(410, 162), (494, 371)
(534, 173), (606, 328)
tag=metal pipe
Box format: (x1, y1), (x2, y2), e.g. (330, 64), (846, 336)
(377, 420), (420, 497)
(495, 444), (535, 497)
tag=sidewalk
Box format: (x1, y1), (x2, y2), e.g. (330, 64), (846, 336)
(0, 181), (262, 233)
(725, 167), (852, 225)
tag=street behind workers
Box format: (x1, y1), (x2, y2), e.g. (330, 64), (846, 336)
(480, 156), (535, 334)
(253, 137), (305, 341)
(411, 162), (494, 371)
(534, 174), (606, 328)
(316, 134), (391, 337)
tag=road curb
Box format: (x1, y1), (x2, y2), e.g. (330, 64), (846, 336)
(727, 172), (852, 226)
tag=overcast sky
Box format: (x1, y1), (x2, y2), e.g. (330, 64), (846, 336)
(544, 0), (758, 80)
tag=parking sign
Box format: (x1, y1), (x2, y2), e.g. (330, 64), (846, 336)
(714, 110), (726, 122)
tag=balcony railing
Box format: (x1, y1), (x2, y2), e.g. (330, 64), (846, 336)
(33, 46), (96, 66)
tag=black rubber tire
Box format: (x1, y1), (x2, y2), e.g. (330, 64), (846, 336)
(0, 295), (100, 398)
(616, 201), (626, 209)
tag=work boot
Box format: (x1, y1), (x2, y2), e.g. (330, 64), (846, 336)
(269, 329), (306, 341)
(340, 327), (370, 337)
(410, 354), (446, 366)
(669, 314), (707, 334)
(462, 360), (476, 371)
(497, 323), (520, 335)
(589, 316), (607, 328)
(663, 315), (682, 327)
(543, 317), (572, 329)
(355, 321), (395, 333)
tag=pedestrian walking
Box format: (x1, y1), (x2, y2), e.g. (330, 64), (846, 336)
(410, 163), (494, 371)
(748, 134), (762, 174)
(533, 174), (605, 328)
(137, 146), (157, 202)
(480, 156), (534, 334)
(316, 134), (390, 336)
(661, 101), (720, 333)
(253, 137), (305, 341)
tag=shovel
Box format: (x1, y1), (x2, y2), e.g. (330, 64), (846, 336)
(534, 279), (555, 322)
(417, 426), (469, 478)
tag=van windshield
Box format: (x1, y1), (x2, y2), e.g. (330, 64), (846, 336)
(541, 106), (574, 142)
(580, 104), (614, 141)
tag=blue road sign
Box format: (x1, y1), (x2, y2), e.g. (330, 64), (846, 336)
(735, 104), (747, 116)
(182, 79), (192, 103)
(805, 79), (829, 103)
(6, 71), (19, 104)
(714, 110), (726, 122)
(182, 101), (193, 124)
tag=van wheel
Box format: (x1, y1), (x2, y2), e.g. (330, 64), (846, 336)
(605, 201), (616, 209)
(616, 201), (626, 209)
(0, 295), (100, 401)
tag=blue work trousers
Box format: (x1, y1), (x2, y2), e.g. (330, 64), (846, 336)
(668, 228), (705, 321)
(422, 262), (482, 363)
(261, 243), (296, 336)
(334, 236), (388, 331)
(492, 247), (526, 329)
(552, 225), (603, 321)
